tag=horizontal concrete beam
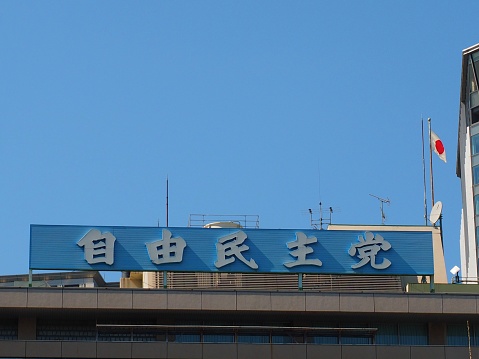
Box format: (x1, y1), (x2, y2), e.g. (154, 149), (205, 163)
(0, 341), (476, 359)
(0, 288), (477, 315)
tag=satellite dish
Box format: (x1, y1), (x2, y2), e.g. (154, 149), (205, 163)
(429, 201), (443, 225)
(450, 265), (460, 275)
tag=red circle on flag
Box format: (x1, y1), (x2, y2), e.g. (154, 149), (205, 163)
(435, 140), (445, 155)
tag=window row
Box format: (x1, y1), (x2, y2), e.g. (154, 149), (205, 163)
(35, 323), (428, 345)
(0, 323), (17, 340)
(12, 322), (479, 346)
(447, 324), (479, 346)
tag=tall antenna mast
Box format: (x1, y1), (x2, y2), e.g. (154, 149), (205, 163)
(166, 176), (169, 227)
(369, 194), (390, 224)
(306, 203), (339, 229)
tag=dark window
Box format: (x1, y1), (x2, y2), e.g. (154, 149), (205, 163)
(472, 107), (479, 125)
(399, 324), (427, 345)
(238, 334), (269, 343)
(447, 324), (469, 346)
(168, 332), (200, 343)
(473, 165), (479, 185)
(472, 135), (479, 155)
(203, 332), (234, 343)
(375, 323), (398, 345)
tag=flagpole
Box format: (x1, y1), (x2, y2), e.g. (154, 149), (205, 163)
(428, 118), (435, 208)
(166, 176), (169, 227)
(421, 118), (428, 225)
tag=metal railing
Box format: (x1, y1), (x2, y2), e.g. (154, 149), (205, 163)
(452, 276), (479, 284)
(188, 214), (260, 228)
(143, 272), (403, 292)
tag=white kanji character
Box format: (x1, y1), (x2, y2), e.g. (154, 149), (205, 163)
(349, 231), (391, 270)
(77, 229), (116, 265)
(146, 229), (187, 265)
(284, 232), (322, 268)
(214, 231), (258, 269)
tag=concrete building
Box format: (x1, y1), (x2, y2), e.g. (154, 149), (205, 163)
(457, 43), (479, 279)
(1, 277), (479, 358)
(1, 222), (474, 359)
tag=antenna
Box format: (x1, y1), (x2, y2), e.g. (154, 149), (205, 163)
(308, 208), (317, 229)
(369, 194), (390, 224)
(305, 203), (339, 229)
(319, 202), (334, 230)
(166, 176), (169, 227)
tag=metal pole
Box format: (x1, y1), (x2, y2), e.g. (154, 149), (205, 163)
(163, 271), (168, 289)
(421, 118), (428, 225)
(428, 118), (435, 208)
(166, 176), (169, 227)
(439, 214), (444, 250)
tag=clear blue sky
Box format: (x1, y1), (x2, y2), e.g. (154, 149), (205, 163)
(1, 2), (476, 281)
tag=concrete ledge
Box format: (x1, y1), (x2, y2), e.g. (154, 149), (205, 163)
(6, 341), (479, 359)
(0, 288), (27, 307)
(443, 295), (476, 314)
(96, 342), (132, 358)
(271, 343), (306, 359)
(203, 343), (237, 359)
(306, 292), (339, 312)
(376, 345), (410, 359)
(445, 346), (479, 359)
(26, 341), (62, 357)
(168, 343), (202, 358)
(306, 344), (340, 358)
(63, 289), (98, 309)
(237, 292), (271, 311)
(3, 287), (479, 317)
(271, 292), (305, 311)
(408, 295), (443, 313)
(98, 289), (133, 309)
(27, 288), (63, 308)
(62, 341), (97, 358)
(374, 294), (408, 313)
(343, 345), (376, 359)
(131, 342), (167, 358)
(132, 290), (167, 310)
(238, 344), (271, 359)
(340, 293), (374, 312)
(410, 345), (445, 359)
(202, 291), (237, 310)
(0, 341), (25, 357)
(167, 290), (202, 310)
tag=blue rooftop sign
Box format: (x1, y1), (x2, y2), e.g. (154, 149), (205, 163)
(29, 225), (434, 275)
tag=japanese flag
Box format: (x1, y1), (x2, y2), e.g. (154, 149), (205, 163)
(431, 130), (446, 163)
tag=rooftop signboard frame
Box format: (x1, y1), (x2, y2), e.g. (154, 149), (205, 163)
(29, 225), (434, 276)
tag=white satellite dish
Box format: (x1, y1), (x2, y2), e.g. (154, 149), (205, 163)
(450, 265), (460, 275)
(429, 201), (443, 225)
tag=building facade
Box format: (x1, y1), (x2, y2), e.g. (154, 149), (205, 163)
(458, 43), (479, 279)
(3, 222), (459, 358)
(0, 286), (479, 359)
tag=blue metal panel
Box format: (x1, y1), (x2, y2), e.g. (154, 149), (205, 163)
(29, 225), (434, 275)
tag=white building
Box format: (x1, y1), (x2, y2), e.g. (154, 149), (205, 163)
(457, 43), (479, 279)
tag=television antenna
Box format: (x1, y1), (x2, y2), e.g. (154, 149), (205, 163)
(369, 194), (390, 224)
(305, 203), (339, 229)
